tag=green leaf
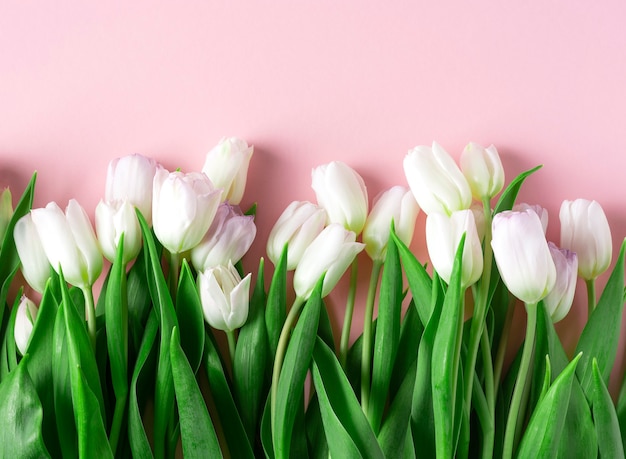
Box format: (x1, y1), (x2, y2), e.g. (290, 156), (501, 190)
(273, 280), (322, 459)
(128, 310), (158, 458)
(266, 245), (288, 359)
(391, 231), (432, 325)
(0, 291), (21, 379)
(576, 239), (626, 398)
(233, 258), (269, 445)
(204, 331), (254, 458)
(171, 327), (223, 458)
(493, 165), (542, 214)
(176, 259), (205, 373)
(0, 356), (50, 458)
(431, 235), (466, 459)
(260, 395), (275, 459)
(312, 337), (384, 459)
(390, 301), (422, 398)
(368, 232), (403, 433)
(0, 172), (36, 328)
(127, 246), (152, 356)
(305, 394), (329, 459)
(592, 359), (625, 459)
(516, 353), (582, 458)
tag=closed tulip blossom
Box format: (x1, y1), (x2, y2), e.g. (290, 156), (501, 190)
(426, 210), (483, 288)
(404, 142), (472, 216)
(191, 203), (256, 271)
(560, 199), (612, 281)
(14, 296), (38, 356)
(293, 223), (365, 299)
(363, 186), (420, 261)
(202, 137), (253, 205)
(152, 169), (222, 255)
(491, 210), (556, 304)
(544, 243), (578, 323)
(460, 142), (505, 201)
(14, 214), (51, 293)
(266, 201), (326, 270)
(105, 153), (158, 224)
(198, 262), (251, 332)
(513, 203), (548, 234)
(312, 161), (368, 235)
(31, 200), (103, 290)
(95, 199), (142, 264)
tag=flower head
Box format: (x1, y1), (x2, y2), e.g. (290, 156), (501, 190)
(14, 213), (50, 293)
(544, 243), (578, 323)
(95, 199), (142, 264)
(202, 137), (253, 205)
(14, 296), (38, 356)
(460, 142), (504, 200)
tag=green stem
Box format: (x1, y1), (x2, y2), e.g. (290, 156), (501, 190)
(585, 278), (596, 319)
(270, 296), (305, 431)
(463, 197), (494, 414)
(502, 302), (537, 459)
(108, 392), (128, 455)
(339, 259), (359, 368)
(361, 260), (383, 414)
(82, 286), (97, 351)
(493, 295), (516, 401)
(169, 251), (180, 302)
(226, 330), (237, 370)
(480, 326), (495, 459)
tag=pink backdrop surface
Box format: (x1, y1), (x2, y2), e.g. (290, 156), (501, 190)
(2, 2), (626, 389)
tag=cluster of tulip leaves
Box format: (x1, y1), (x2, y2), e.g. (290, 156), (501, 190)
(2, 168), (626, 459)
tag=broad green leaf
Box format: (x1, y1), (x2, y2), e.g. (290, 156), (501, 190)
(273, 279), (322, 459)
(0, 356), (50, 458)
(127, 246), (152, 356)
(391, 231), (432, 325)
(176, 259), (204, 373)
(266, 245), (288, 359)
(204, 331), (254, 459)
(0, 291), (21, 379)
(516, 353), (582, 458)
(390, 300), (422, 402)
(317, 299), (336, 352)
(312, 337), (384, 459)
(171, 327), (223, 458)
(592, 359), (624, 459)
(233, 258), (269, 445)
(368, 233), (402, 433)
(493, 165), (542, 214)
(431, 235), (466, 459)
(576, 239), (626, 398)
(305, 394), (329, 459)
(128, 310), (158, 458)
(260, 395), (275, 459)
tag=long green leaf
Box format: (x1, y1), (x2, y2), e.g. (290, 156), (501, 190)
(516, 353), (582, 458)
(390, 301), (422, 398)
(273, 280), (322, 459)
(592, 359), (625, 459)
(0, 292), (21, 379)
(312, 337), (384, 459)
(171, 327), (223, 458)
(204, 331), (254, 458)
(305, 394), (329, 459)
(576, 239), (626, 397)
(368, 232), (402, 433)
(176, 259), (204, 373)
(493, 165), (542, 214)
(266, 245), (288, 359)
(0, 355), (50, 457)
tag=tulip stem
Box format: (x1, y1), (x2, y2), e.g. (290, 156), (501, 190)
(480, 326), (495, 459)
(226, 330), (237, 369)
(270, 296), (305, 433)
(339, 259), (359, 368)
(361, 260), (383, 414)
(169, 252), (180, 301)
(82, 286), (97, 351)
(493, 294), (516, 400)
(502, 302), (537, 459)
(585, 278), (596, 319)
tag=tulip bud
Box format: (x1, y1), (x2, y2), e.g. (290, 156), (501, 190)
(191, 203), (256, 271)
(14, 214), (51, 293)
(152, 169), (222, 254)
(513, 203), (548, 234)
(294, 223), (365, 299)
(266, 201), (326, 270)
(460, 142), (505, 200)
(470, 202), (487, 242)
(198, 262), (251, 331)
(544, 243), (578, 323)
(403, 142), (472, 216)
(202, 137), (253, 205)
(31, 200), (103, 289)
(426, 210), (483, 288)
(362, 186), (419, 261)
(0, 187), (13, 247)
(559, 199), (612, 280)
(105, 154), (158, 224)
(14, 296), (38, 356)
(312, 161), (368, 235)
(491, 210), (556, 304)
(95, 199), (142, 264)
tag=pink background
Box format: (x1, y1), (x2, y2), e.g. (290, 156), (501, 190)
(2, 3), (626, 389)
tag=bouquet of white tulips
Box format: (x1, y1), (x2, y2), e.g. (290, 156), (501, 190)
(0, 137), (624, 459)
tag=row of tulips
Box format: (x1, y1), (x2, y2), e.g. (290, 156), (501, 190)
(0, 137), (624, 458)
